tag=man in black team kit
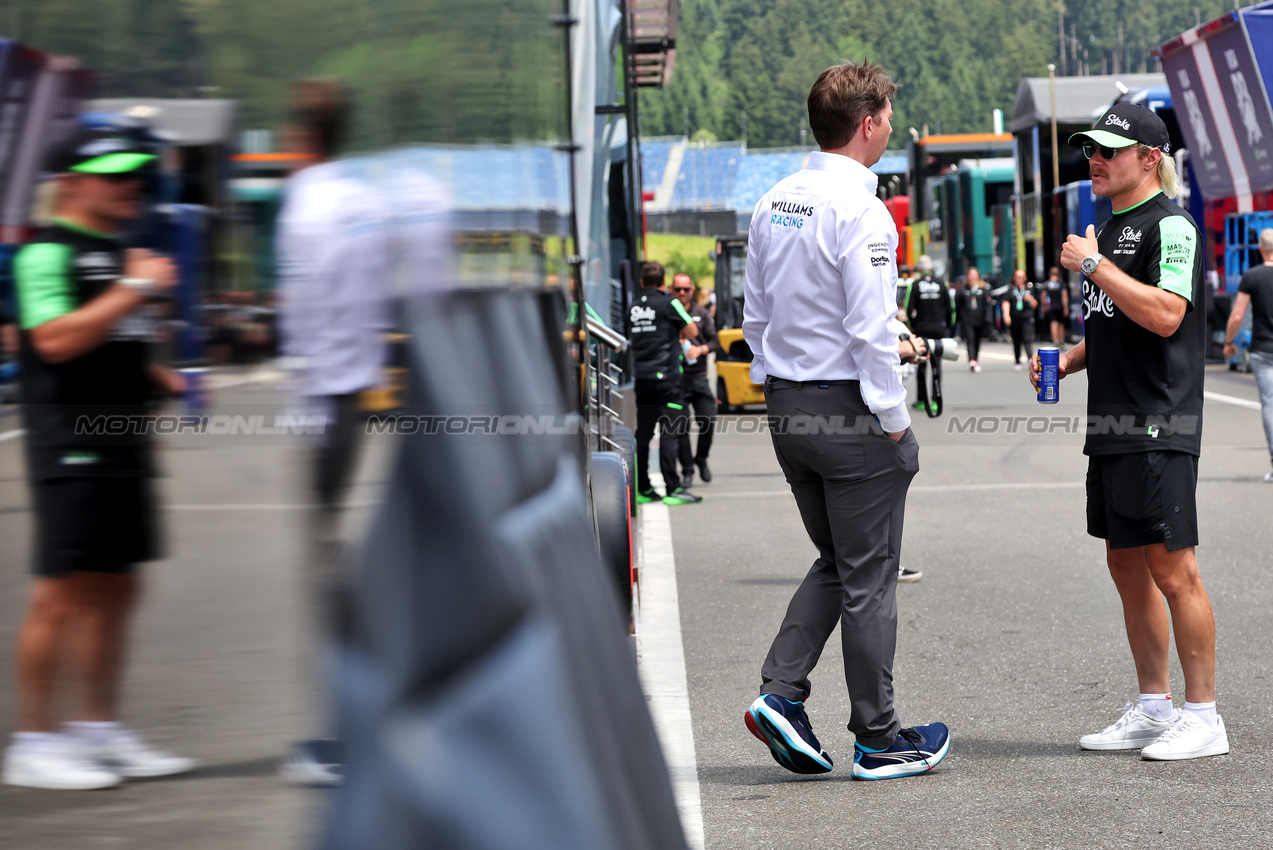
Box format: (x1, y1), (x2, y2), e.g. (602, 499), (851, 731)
(632, 262), (701, 505)
(672, 273), (718, 486)
(1002, 268), (1038, 370)
(4, 129), (196, 789)
(904, 254), (951, 412)
(1032, 102), (1227, 760)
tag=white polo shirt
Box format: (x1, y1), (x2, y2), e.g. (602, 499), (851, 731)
(277, 160), (392, 398)
(742, 150), (910, 433)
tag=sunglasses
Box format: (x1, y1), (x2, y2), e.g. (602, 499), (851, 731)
(1082, 142), (1131, 161)
(672, 286), (692, 293)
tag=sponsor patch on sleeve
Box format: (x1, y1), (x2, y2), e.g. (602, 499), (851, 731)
(1156, 216), (1196, 302)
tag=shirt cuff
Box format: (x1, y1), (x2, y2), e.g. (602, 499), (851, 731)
(875, 403), (911, 434)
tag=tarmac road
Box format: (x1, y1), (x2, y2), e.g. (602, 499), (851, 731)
(658, 340), (1273, 849)
(0, 340), (1269, 848)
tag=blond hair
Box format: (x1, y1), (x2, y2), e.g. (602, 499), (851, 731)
(1137, 144), (1179, 199)
(1259, 228), (1273, 256)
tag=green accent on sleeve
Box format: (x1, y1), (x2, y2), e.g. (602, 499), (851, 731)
(666, 402), (684, 410)
(670, 298), (693, 324)
(14, 242), (75, 329)
(1156, 216), (1196, 303)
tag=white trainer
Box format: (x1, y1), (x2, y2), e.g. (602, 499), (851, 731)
(77, 728), (197, 778)
(3, 736), (121, 790)
(1079, 703), (1177, 750)
(1140, 713), (1230, 761)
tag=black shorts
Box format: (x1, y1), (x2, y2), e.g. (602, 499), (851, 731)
(1086, 451), (1198, 551)
(1048, 309), (1066, 323)
(32, 477), (161, 577)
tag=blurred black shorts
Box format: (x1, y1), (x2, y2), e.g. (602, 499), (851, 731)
(1086, 451), (1198, 551)
(32, 477), (161, 577)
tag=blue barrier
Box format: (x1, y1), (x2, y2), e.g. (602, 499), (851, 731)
(1225, 211), (1273, 291)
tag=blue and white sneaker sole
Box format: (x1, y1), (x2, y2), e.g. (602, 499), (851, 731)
(746, 698), (833, 775)
(850, 736), (950, 780)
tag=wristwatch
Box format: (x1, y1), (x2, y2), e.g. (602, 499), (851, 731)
(1080, 253), (1104, 276)
(119, 277), (157, 296)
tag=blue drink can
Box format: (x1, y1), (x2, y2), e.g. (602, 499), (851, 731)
(179, 367), (209, 412)
(1036, 347), (1060, 404)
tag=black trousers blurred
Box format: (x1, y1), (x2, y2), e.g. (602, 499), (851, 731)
(1009, 318), (1035, 364)
(962, 322), (985, 363)
(636, 378), (688, 494)
(678, 372), (716, 476)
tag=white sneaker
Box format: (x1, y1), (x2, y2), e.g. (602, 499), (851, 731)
(1263, 470), (1273, 483)
(1140, 713), (1230, 761)
(1079, 703), (1177, 750)
(76, 728), (197, 778)
(3, 736), (121, 790)
(972, 361), (982, 373)
(898, 565), (923, 583)
(1013, 363), (1023, 371)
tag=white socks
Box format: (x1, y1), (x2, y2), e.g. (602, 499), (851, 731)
(1183, 701), (1219, 727)
(63, 721), (121, 746)
(1138, 693), (1174, 721)
(1137, 693), (1219, 727)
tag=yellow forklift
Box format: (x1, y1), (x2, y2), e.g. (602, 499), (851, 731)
(711, 234), (765, 412)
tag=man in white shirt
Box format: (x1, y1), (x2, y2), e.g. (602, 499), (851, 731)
(741, 62), (950, 782)
(276, 79), (391, 785)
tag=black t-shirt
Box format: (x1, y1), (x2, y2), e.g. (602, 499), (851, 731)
(957, 287), (991, 329)
(630, 287), (690, 382)
(683, 301), (718, 377)
(1006, 284), (1037, 321)
(1238, 263), (1273, 354)
(15, 221), (155, 481)
(1042, 276), (1067, 317)
(1082, 193), (1206, 457)
(906, 274), (951, 333)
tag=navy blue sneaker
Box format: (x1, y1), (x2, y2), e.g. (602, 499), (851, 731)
(851, 723), (950, 780)
(744, 694), (833, 774)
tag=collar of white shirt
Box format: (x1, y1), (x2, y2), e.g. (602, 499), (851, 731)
(805, 150), (879, 195)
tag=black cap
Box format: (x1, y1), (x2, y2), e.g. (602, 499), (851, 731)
(45, 128), (158, 176)
(1068, 102), (1170, 153)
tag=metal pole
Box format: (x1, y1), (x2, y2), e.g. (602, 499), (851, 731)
(1048, 63), (1060, 192)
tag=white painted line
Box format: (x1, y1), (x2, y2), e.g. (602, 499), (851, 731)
(1204, 390), (1262, 410)
(635, 501), (705, 850)
(207, 367), (286, 390)
(0, 428), (24, 443)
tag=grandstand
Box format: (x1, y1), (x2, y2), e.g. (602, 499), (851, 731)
(641, 137), (907, 232)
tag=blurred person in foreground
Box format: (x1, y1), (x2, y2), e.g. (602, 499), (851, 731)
(276, 79), (391, 784)
(672, 274), (718, 486)
(632, 261), (701, 505)
(1002, 268), (1038, 370)
(3, 129), (193, 790)
(1032, 102), (1226, 760)
(1223, 228), (1273, 482)
(741, 61), (948, 781)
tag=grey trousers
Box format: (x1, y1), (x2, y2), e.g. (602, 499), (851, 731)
(759, 379), (920, 750)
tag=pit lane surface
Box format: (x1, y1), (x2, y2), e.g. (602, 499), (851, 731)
(647, 340), (1273, 848)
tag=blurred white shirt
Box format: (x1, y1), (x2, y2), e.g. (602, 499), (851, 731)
(277, 160), (392, 397)
(742, 151), (910, 433)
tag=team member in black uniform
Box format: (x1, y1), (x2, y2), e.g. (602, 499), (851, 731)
(1031, 102), (1227, 760)
(1002, 269), (1038, 369)
(904, 254), (951, 411)
(4, 129), (196, 790)
(671, 274), (718, 486)
(1042, 266), (1069, 346)
(957, 267), (991, 371)
(631, 262), (701, 505)
(1222, 228), (1273, 481)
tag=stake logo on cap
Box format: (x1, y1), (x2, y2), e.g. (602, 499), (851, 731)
(1068, 101), (1171, 154)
